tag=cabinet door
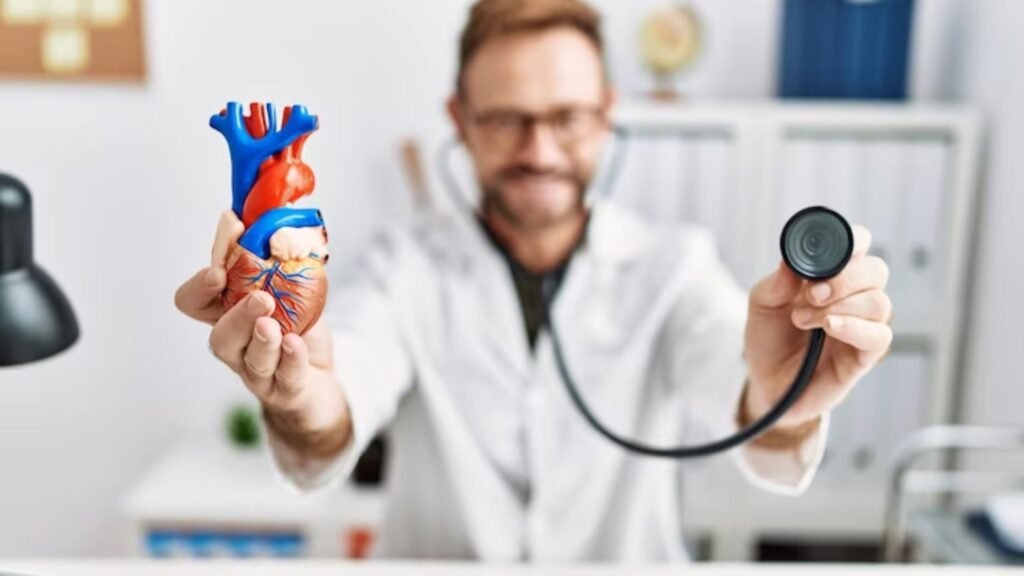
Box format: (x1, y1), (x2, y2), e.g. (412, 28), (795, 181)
(822, 350), (930, 489)
(769, 134), (949, 337)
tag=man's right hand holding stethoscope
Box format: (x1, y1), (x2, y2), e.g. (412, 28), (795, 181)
(742, 224), (893, 443)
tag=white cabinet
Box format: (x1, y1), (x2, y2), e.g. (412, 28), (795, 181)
(121, 444), (386, 559)
(611, 100), (981, 560)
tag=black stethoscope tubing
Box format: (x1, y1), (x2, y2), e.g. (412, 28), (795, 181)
(435, 126), (830, 459)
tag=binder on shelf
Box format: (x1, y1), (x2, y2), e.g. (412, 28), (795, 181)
(771, 137), (819, 269)
(825, 349), (887, 487)
(613, 136), (661, 219)
(655, 136), (690, 224)
(880, 352), (930, 471)
(691, 137), (743, 280)
(856, 140), (904, 276)
(896, 138), (948, 331)
(816, 137), (858, 219)
(858, 138), (910, 332)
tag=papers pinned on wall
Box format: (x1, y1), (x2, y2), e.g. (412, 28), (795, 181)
(0, 0), (144, 81)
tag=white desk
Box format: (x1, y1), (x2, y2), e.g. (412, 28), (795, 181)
(0, 561), (1020, 576)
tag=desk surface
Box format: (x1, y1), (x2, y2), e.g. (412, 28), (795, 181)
(0, 561), (1020, 576)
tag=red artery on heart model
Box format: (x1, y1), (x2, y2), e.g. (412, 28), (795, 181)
(210, 102), (328, 335)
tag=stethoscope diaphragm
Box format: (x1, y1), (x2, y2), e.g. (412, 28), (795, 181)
(781, 206), (854, 281)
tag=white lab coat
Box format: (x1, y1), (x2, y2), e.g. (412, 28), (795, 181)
(265, 199), (828, 562)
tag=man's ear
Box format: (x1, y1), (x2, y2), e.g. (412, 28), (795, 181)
(446, 94), (468, 142)
(603, 85), (619, 116)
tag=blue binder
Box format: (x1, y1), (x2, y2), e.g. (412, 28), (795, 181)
(779, 0), (915, 100)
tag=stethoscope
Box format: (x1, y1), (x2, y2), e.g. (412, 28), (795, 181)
(436, 126), (854, 459)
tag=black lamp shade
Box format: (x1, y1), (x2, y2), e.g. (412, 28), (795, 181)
(0, 173), (79, 367)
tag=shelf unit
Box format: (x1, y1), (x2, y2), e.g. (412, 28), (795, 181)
(609, 99), (981, 560)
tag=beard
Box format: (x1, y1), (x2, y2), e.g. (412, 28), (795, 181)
(481, 164), (590, 230)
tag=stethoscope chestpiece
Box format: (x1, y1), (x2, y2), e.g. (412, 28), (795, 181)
(780, 206), (854, 281)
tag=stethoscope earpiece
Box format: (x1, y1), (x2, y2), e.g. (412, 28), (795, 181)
(781, 206), (854, 281)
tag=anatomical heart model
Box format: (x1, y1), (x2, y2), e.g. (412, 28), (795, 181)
(210, 102), (328, 335)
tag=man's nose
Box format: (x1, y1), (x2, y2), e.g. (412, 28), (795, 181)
(516, 121), (566, 168)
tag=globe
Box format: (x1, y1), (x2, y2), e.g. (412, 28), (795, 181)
(639, 4), (702, 98)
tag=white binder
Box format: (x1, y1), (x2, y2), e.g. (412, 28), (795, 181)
(856, 139), (904, 279)
(691, 137), (738, 277)
(825, 350), (929, 488)
(895, 139), (949, 332)
(880, 352), (930, 476)
(610, 135), (659, 217)
(816, 137), (858, 218)
(658, 136), (690, 224)
(857, 138), (907, 332)
(773, 137), (819, 268)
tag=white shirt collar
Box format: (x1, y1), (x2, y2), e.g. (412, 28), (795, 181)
(422, 198), (654, 269)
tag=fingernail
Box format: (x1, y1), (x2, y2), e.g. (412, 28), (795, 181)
(282, 343), (294, 355)
(827, 316), (845, 330)
(811, 283), (832, 304)
(794, 308), (814, 326)
(253, 328), (267, 343)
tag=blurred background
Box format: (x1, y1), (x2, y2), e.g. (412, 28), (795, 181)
(0, 0), (1021, 566)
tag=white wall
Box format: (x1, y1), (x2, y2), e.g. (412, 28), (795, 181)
(0, 0), (1001, 557)
(946, 0), (1024, 428)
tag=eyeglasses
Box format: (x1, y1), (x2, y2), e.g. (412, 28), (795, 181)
(462, 105), (608, 153)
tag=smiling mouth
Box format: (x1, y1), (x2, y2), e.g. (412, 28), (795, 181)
(506, 173), (573, 186)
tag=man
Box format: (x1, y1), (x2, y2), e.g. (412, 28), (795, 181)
(175, 0), (892, 562)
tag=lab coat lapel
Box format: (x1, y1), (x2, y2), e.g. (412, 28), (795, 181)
(437, 200), (653, 382)
(445, 208), (533, 382)
(549, 200), (654, 327)
(475, 243), (533, 379)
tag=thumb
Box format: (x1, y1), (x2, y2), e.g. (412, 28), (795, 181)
(750, 260), (803, 311)
(212, 210), (245, 268)
(174, 266), (227, 323)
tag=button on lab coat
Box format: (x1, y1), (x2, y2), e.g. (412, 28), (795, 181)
(265, 200), (828, 561)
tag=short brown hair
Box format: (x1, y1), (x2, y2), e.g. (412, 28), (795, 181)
(457, 0), (605, 93)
